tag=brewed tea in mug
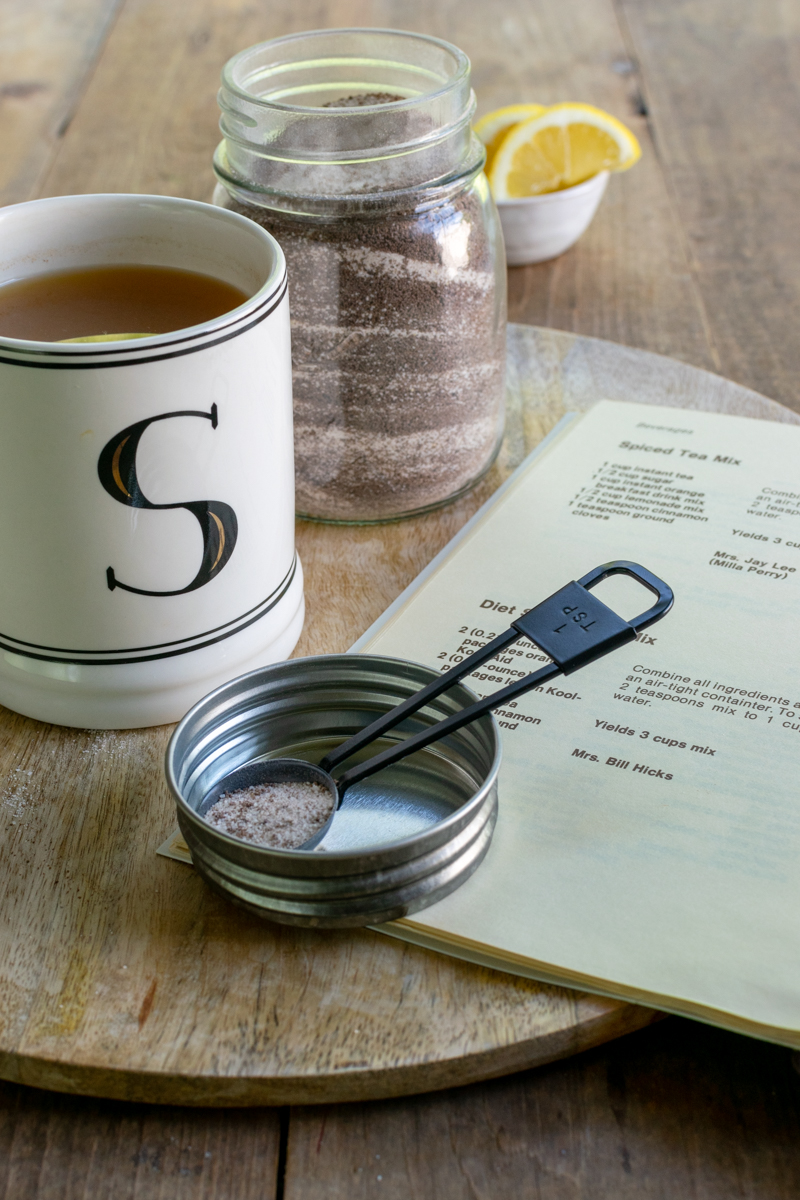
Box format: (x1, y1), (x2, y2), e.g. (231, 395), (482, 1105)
(0, 264), (248, 342)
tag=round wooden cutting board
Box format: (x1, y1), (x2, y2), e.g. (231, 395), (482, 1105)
(0, 326), (796, 1107)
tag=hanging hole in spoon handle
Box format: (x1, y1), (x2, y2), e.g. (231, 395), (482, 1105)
(333, 560), (674, 795)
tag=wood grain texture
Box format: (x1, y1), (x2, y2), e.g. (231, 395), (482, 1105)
(0, 0), (122, 205)
(37, 0), (393, 201)
(1, 1020), (799, 1199)
(615, 0), (800, 412)
(0, 328), (792, 1108)
(0, 1081), (282, 1199)
(3, 0), (799, 1187)
(469, 3), (718, 371)
(283, 1020), (800, 1200)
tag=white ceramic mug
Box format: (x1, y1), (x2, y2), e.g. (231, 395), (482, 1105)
(0, 194), (303, 728)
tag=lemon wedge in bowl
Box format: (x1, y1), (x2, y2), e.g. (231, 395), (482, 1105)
(474, 103), (547, 174)
(489, 103), (641, 199)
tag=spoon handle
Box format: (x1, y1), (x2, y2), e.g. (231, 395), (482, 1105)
(319, 625), (520, 773)
(330, 561), (673, 793)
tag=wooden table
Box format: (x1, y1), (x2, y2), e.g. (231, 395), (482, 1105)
(3, 0), (800, 1194)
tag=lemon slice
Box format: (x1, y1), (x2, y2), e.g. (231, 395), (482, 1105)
(489, 103), (641, 199)
(474, 103), (547, 174)
(58, 333), (152, 343)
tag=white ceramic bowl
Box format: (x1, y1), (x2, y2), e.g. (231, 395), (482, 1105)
(496, 170), (609, 265)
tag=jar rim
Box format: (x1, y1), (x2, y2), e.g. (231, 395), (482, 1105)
(213, 143), (487, 215)
(220, 27), (471, 115)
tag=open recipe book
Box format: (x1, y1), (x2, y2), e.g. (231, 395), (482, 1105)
(351, 400), (800, 1048)
(159, 399), (800, 1046)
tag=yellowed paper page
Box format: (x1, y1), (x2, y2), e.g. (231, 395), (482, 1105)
(358, 400), (800, 1041)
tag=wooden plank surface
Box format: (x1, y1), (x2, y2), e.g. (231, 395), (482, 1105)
(616, 0), (800, 409)
(475, 3), (718, 371)
(3, 0), (800, 1192)
(0, 1080), (283, 1199)
(0, 0), (122, 205)
(0, 1021), (798, 1199)
(282, 1020), (800, 1200)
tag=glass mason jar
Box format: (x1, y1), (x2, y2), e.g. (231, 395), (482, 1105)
(213, 29), (506, 523)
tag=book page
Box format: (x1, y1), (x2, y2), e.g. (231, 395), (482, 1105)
(358, 400), (800, 1041)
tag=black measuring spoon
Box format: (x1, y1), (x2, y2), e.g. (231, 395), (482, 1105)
(204, 561), (673, 849)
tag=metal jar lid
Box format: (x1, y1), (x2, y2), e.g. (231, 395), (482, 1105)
(165, 654), (501, 927)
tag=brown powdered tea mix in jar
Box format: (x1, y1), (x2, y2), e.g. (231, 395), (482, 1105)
(214, 30), (506, 522)
(222, 191), (504, 521)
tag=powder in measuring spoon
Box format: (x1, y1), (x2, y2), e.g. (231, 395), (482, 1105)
(204, 781), (333, 849)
